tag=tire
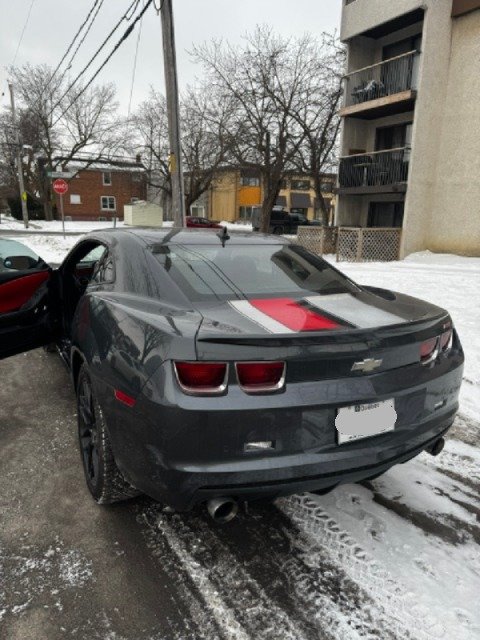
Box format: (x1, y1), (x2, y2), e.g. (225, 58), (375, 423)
(273, 225), (284, 235)
(76, 364), (141, 504)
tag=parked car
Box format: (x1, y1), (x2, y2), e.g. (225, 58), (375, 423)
(186, 216), (222, 229)
(252, 207), (322, 234)
(0, 231), (463, 522)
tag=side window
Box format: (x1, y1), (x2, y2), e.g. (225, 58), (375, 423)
(92, 252), (115, 284)
(0, 238), (46, 272)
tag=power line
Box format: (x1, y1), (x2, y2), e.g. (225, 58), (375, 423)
(52, 0), (153, 127)
(50, 0), (104, 85)
(49, 0), (141, 117)
(1, 0), (37, 99)
(11, 0), (37, 66)
(127, 0), (146, 117)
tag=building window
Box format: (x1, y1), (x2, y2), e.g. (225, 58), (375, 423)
(279, 179), (288, 190)
(238, 205), (257, 221)
(190, 205), (205, 216)
(103, 172), (112, 186)
(101, 196), (116, 211)
(290, 179), (310, 191)
(320, 181), (334, 192)
(70, 194), (81, 204)
(240, 176), (260, 187)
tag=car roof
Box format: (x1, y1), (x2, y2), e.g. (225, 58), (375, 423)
(86, 227), (289, 246)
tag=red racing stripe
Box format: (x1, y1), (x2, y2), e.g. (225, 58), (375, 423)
(250, 298), (341, 332)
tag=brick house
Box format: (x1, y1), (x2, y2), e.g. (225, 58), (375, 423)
(53, 156), (147, 221)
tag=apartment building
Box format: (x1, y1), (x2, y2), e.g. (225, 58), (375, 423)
(337, 0), (480, 256)
(201, 168), (336, 223)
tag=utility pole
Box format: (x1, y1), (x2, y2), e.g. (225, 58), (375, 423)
(160, 0), (186, 227)
(8, 82), (29, 229)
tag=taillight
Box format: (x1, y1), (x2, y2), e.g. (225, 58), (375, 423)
(174, 362), (228, 395)
(236, 361), (286, 393)
(420, 337), (438, 364)
(440, 329), (453, 352)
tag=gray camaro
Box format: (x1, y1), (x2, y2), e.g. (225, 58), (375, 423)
(0, 230), (463, 522)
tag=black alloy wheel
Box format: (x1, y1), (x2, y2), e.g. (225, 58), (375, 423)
(77, 370), (100, 492)
(76, 364), (141, 504)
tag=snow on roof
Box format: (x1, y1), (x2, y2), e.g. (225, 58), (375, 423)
(54, 156), (146, 173)
(65, 160), (146, 173)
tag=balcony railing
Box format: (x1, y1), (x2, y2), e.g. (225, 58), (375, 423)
(338, 147), (410, 190)
(343, 51), (418, 108)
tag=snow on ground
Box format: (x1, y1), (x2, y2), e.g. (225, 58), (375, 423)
(0, 212), (127, 233)
(9, 234), (80, 264)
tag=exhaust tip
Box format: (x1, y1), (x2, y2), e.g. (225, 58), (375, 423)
(207, 497), (238, 523)
(426, 437), (445, 457)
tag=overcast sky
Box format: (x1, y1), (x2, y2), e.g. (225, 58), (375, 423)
(0, 0), (342, 114)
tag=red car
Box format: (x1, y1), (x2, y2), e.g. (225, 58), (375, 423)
(186, 216), (223, 229)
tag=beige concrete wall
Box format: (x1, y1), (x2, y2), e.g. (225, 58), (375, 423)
(401, 0), (458, 256)
(341, 0), (424, 40)
(426, 9), (480, 255)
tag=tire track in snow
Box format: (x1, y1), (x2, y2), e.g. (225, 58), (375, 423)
(140, 507), (225, 640)
(142, 499), (407, 640)
(279, 494), (447, 640)
(213, 504), (400, 640)
(143, 505), (317, 640)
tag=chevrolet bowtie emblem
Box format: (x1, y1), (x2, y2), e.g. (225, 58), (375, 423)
(351, 358), (383, 373)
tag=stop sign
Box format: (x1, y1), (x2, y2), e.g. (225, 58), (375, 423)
(53, 178), (68, 195)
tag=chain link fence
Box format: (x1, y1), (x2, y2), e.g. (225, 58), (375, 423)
(336, 227), (402, 262)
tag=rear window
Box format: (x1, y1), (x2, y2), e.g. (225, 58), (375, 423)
(152, 244), (359, 302)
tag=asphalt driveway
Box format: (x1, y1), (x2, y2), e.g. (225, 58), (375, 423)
(1, 349), (479, 640)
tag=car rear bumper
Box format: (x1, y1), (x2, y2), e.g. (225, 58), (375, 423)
(104, 352), (463, 511)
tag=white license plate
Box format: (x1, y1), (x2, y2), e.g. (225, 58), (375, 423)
(335, 399), (397, 445)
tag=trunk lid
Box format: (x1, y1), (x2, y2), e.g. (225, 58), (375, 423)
(193, 288), (450, 380)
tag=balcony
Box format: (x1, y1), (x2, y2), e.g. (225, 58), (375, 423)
(340, 51), (418, 119)
(338, 147), (410, 195)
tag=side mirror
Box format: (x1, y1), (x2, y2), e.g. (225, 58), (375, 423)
(3, 255), (39, 270)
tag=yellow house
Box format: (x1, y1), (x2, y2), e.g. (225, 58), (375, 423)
(203, 168), (336, 223)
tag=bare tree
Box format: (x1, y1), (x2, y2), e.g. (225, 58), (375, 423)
(132, 90), (172, 215)
(181, 86), (233, 213)
(193, 27), (326, 232)
(133, 86), (233, 217)
(192, 27), (346, 231)
(4, 64), (123, 220)
(286, 34), (345, 224)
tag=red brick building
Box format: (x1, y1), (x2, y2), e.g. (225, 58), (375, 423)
(53, 157), (147, 221)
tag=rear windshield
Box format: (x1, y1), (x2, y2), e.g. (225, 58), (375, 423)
(152, 243), (359, 302)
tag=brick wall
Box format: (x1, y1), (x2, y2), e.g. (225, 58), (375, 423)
(54, 169), (147, 221)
